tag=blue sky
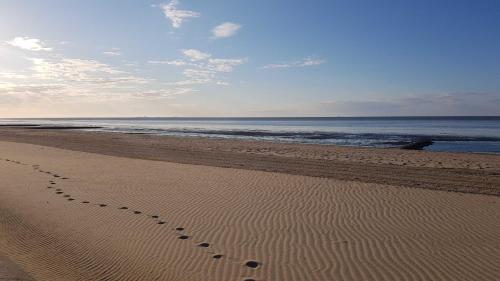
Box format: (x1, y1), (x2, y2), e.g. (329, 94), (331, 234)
(0, 0), (499, 117)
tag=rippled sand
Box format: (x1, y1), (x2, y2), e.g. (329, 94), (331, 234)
(1, 141), (499, 280)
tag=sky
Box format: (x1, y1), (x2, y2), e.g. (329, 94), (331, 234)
(0, 0), (500, 117)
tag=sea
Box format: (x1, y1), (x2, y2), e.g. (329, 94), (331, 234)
(1, 117), (500, 154)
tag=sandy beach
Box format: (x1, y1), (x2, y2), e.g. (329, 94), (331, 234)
(1, 129), (500, 280)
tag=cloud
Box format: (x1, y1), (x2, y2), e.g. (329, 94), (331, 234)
(263, 57), (325, 69)
(160, 0), (200, 28)
(182, 49), (211, 61)
(314, 92), (500, 116)
(6, 37), (52, 51)
(102, 48), (122, 56)
(148, 60), (187, 66)
(212, 22), (242, 38)
(134, 88), (195, 99)
(150, 49), (245, 86)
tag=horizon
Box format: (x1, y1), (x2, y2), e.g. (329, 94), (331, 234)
(1, 1), (500, 117)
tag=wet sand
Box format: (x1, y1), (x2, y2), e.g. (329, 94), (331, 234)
(0, 129), (499, 280)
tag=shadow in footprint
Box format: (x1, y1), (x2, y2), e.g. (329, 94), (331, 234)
(68, 198), (75, 201)
(82, 201), (90, 204)
(157, 221), (166, 225)
(133, 211), (142, 214)
(178, 235), (189, 240)
(175, 227), (184, 231)
(197, 243), (210, 248)
(151, 215), (159, 219)
(56, 192), (63, 194)
(98, 204), (107, 207)
(212, 254), (223, 259)
(119, 207), (128, 210)
(244, 261), (260, 269)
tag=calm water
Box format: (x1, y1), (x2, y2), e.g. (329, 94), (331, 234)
(2, 117), (500, 154)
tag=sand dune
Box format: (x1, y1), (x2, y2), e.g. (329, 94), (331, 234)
(1, 141), (499, 280)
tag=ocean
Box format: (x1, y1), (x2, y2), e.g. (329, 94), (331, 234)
(1, 117), (500, 154)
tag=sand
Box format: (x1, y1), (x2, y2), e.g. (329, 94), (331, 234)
(0, 128), (499, 196)
(0, 132), (499, 280)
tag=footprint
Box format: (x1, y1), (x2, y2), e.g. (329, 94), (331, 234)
(243, 279), (256, 281)
(133, 211), (142, 214)
(82, 201), (90, 204)
(157, 221), (166, 225)
(151, 215), (159, 219)
(175, 227), (184, 231)
(178, 235), (189, 240)
(47, 186), (53, 189)
(244, 261), (260, 269)
(119, 207), (128, 210)
(212, 254), (223, 259)
(197, 243), (210, 248)
(62, 177), (69, 180)
(98, 204), (107, 207)
(55, 188), (62, 191)
(68, 198), (75, 201)
(63, 195), (71, 198)
(56, 192), (63, 194)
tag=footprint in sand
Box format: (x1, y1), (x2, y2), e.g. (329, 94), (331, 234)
(133, 211), (142, 214)
(82, 201), (90, 204)
(157, 221), (166, 225)
(178, 235), (190, 240)
(197, 242), (209, 248)
(119, 207), (128, 210)
(63, 195), (71, 198)
(151, 215), (159, 219)
(212, 254), (223, 259)
(56, 192), (63, 194)
(175, 227), (184, 231)
(68, 198), (75, 201)
(244, 260), (260, 269)
(98, 204), (107, 207)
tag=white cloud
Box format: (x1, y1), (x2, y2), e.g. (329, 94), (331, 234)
(206, 58), (245, 72)
(182, 49), (211, 61)
(103, 48), (122, 56)
(160, 0), (200, 28)
(148, 60), (187, 66)
(6, 37), (52, 51)
(263, 57), (325, 69)
(151, 49), (245, 86)
(212, 22), (242, 38)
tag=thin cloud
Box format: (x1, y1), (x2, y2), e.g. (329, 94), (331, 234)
(212, 22), (242, 38)
(160, 0), (200, 28)
(151, 49), (245, 86)
(6, 37), (52, 51)
(182, 49), (211, 61)
(103, 48), (122, 56)
(263, 57), (325, 69)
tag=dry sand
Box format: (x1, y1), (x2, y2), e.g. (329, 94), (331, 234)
(0, 131), (499, 280)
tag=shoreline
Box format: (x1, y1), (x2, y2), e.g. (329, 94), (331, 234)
(0, 127), (499, 196)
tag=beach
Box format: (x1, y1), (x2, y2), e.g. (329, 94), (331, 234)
(1, 128), (500, 280)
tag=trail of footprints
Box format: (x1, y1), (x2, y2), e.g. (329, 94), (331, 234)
(2, 158), (261, 281)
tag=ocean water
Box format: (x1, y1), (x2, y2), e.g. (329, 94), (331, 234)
(2, 117), (500, 154)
